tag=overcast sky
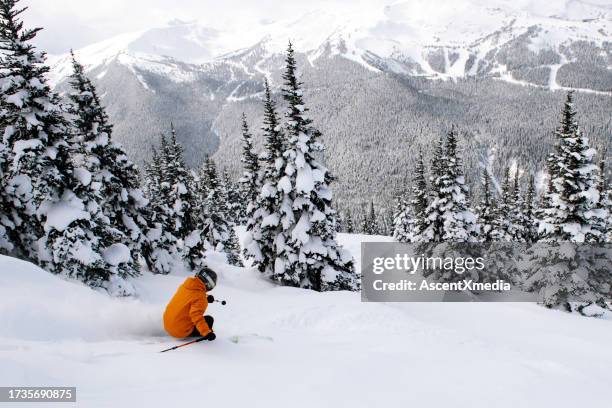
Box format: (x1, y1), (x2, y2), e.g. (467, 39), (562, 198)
(23, 0), (381, 55)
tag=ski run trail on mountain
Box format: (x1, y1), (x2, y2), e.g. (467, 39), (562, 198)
(1, 232), (611, 408)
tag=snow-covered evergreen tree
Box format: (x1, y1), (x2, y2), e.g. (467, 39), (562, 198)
(143, 134), (181, 273)
(197, 157), (230, 252)
(192, 154), (210, 203)
(392, 188), (410, 242)
(393, 152), (430, 242)
(422, 128), (479, 242)
(419, 135), (445, 242)
(409, 151), (430, 241)
(523, 175), (538, 243)
(243, 79), (285, 274)
(490, 167), (513, 241)
(143, 147), (161, 197)
(225, 227), (243, 267)
(0, 0), (65, 260)
(596, 151), (611, 243)
(476, 168), (496, 242)
(345, 211), (354, 233)
(416, 128), (480, 283)
(41, 139), (121, 290)
(238, 113), (259, 225)
(0, 141), (14, 253)
(334, 207), (345, 232)
(381, 207), (394, 236)
(270, 42), (356, 291)
(221, 168), (242, 225)
(164, 124), (196, 239)
(67, 52), (151, 277)
(143, 129), (214, 273)
(182, 161), (208, 271)
(478, 167), (524, 284)
(0, 1), (131, 292)
(538, 92), (606, 243)
(508, 167), (527, 242)
(362, 200), (380, 235)
(524, 92), (609, 310)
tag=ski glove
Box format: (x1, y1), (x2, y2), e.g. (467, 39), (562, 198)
(207, 295), (215, 303)
(204, 332), (216, 341)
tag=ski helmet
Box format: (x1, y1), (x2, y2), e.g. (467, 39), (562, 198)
(196, 267), (217, 291)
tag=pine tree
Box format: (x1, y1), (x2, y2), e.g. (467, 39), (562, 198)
(143, 131), (206, 273)
(370, 201), (379, 235)
(67, 52), (151, 277)
(478, 167), (523, 285)
(0, 0), (66, 260)
(193, 154), (210, 205)
(392, 187), (411, 242)
(491, 167), (513, 241)
(420, 135), (445, 241)
(197, 157), (230, 252)
(393, 154), (429, 243)
(131, 133), (195, 275)
(143, 134), (181, 273)
(523, 175), (538, 243)
(524, 92), (608, 310)
(239, 113), (259, 225)
(183, 157), (209, 271)
(418, 128), (481, 284)
(596, 151), (611, 243)
(360, 211), (368, 234)
(143, 148), (161, 196)
(508, 167), (527, 241)
(422, 128), (479, 242)
(270, 42), (357, 291)
(476, 168), (496, 242)
(42, 137), (116, 289)
(362, 200), (380, 235)
(165, 125), (196, 238)
(243, 79), (285, 275)
(221, 168), (242, 224)
(0, 1), (129, 291)
(225, 227), (243, 267)
(0, 141), (14, 253)
(381, 207), (394, 236)
(409, 151), (429, 241)
(538, 92), (606, 243)
(335, 208), (345, 232)
(345, 211), (354, 233)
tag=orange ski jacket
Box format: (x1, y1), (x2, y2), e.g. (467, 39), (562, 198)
(163, 277), (212, 338)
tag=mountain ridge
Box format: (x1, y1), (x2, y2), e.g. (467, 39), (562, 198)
(45, 0), (612, 214)
(48, 0), (611, 92)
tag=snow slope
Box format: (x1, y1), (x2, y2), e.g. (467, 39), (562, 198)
(1, 233), (611, 407)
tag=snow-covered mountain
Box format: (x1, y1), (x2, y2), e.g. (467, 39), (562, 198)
(49, 0), (611, 90)
(45, 0), (612, 211)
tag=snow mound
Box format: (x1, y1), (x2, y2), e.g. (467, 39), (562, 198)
(0, 255), (164, 341)
(42, 196), (90, 232)
(102, 243), (131, 266)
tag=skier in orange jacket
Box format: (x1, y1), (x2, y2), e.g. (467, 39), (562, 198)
(163, 267), (218, 340)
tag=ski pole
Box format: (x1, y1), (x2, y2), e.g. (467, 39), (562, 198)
(160, 337), (207, 353)
(214, 299), (227, 305)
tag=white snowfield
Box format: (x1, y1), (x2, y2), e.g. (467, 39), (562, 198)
(0, 233), (611, 408)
